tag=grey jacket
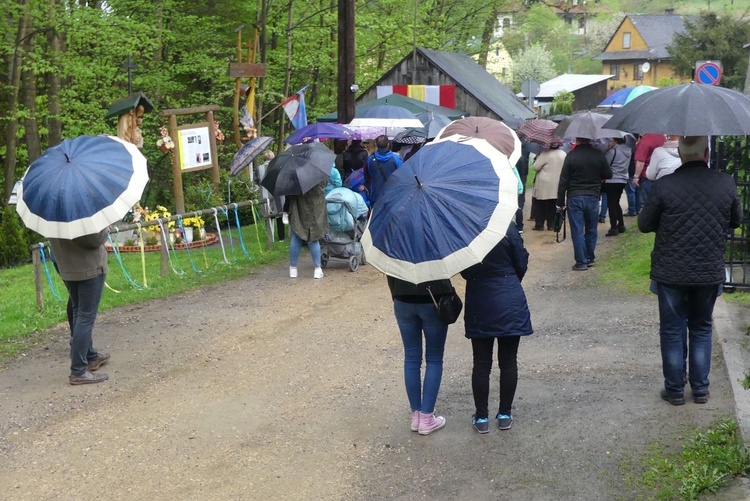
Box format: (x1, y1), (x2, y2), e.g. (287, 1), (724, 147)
(48, 230), (109, 281)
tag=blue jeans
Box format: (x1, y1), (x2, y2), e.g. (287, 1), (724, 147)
(656, 282), (718, 395)
(393, 300), (449, 414)
(289, 231), (321, 267)
(599, 193), (608, 219)
(65, 274), (106, 376)
(625, 177), (637, 214)
(637, 178), (653, 213)
(567, 195), (599, 266)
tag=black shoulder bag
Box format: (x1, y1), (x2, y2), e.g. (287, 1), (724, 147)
(554, 206), (567, 243)
(426, 286), (463, 325)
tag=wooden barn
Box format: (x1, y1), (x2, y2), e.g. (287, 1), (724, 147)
(356, 47), (536, 129)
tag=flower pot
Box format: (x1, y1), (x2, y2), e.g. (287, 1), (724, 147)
(184, 226), (194, 243)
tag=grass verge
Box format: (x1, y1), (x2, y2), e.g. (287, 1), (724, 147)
(0, 224), (288, 359)
(598, 228), (654, 295)
(625, 419), (750, 500)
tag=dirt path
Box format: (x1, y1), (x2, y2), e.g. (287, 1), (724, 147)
(0, 221), (736, 500)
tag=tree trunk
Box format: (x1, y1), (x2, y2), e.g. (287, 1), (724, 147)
(256, 0), (268, 136)
(3, 0), (31, 207)
(278, 0), (293, 153)
(477, 8), (499, 69)
(46, 0), (62, 147)
(22, 23), (41, 162)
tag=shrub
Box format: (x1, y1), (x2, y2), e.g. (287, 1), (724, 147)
(0, 205), (30, 268)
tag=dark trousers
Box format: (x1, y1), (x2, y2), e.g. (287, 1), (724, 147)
(65, 274), (105, 376)
(276, 217), (285, 241)
(471, 336), (521, 419)
(515, 192), (525, 231)
(602, 183), (626, 231)
(533, 199), (556, 230)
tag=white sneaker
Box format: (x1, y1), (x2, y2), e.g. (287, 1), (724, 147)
(289, 266), (298, 278)
(313, 267), (324, 279)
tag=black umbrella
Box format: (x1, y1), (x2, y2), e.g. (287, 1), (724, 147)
(231, 136), (275, 176)
(260, 143), (335, 197)
(602, 82), (750, 136)
(393, 127), (427, 144)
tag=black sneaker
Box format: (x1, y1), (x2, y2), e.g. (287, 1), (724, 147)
(572, 264), (588, 271)
(693, 391), (710, 404)
(496, 413), (513, 430)
(587, 260), (596, 267)
(660, 388), (685, 406)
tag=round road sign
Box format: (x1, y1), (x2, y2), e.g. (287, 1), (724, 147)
(696, 62), (722, 86)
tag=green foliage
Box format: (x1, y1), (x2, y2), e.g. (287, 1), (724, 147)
(740, 372), (750, 390)
(549, 90), (574, 116)
(633, 420), (750, 500)
(668, 12), (750, 90)
(510, 43), (558, 92)
(656, 77), (676, 88)
(0, 205), (30, 268)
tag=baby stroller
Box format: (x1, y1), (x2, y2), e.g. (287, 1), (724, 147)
(322, 188), (368, 272)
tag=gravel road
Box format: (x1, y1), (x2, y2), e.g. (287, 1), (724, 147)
(0, 223), (737, 500)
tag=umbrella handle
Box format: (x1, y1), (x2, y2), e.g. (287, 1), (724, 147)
(415, 176), (423, 188)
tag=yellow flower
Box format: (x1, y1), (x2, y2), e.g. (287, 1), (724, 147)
(144, 205), (175, 229)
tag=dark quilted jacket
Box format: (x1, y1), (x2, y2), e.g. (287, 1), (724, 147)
(638, 161), (742, 285)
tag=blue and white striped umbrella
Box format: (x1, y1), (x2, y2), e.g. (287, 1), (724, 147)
(361, 136), (518, 284)
(16, 135), (148, 239)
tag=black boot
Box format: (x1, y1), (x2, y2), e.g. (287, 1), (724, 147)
(605, 228), (619, 237)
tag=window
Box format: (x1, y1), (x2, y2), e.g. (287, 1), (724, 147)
(623, 32), (631, 49)
(634, 63), (644, 81)
(611, 64), (620, 80)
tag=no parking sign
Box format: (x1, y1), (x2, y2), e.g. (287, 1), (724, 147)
(695, 60), (722, 86)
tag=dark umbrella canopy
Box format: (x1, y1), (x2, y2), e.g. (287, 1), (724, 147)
(602, 82), (750, 136)
(393, 127), (428, 144)
(260, 143), (335, 197)
(416, 111), (453, 139)
(434, 116), (522, 166)
(231, 136), (275, 176)
(555, 111), (623, 140)
(284, 123), (354, 144)
(359, 104), (416, 120)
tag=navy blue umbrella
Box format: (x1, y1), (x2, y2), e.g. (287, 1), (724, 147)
(16, 135), (148, 239)
(361, 136), (519, 284)
(284, 123), (354, 145)
(231, 136), (275, 176)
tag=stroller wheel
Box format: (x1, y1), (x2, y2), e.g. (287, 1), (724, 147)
(321, 253), (329, 269)
(349, 256), (359, 272)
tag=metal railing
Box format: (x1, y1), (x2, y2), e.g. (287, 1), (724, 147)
(714, 137), (750, 291)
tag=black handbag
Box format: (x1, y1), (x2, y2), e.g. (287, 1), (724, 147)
(554, 206), (567, 243)
(426, 286), (463, 325)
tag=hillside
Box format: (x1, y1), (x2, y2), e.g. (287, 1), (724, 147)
(619, 0), (749, 16)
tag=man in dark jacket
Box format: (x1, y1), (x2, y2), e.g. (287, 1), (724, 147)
(638, 136), (742, 406)
(557, 137), (612, 270)
(48, 229), (111, 385)
(366, 135), (402, 204)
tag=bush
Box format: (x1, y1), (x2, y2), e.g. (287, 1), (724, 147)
(0, 205), (31, 268)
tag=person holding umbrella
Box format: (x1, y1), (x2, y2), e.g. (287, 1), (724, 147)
(16, 135), (149, 385)
(556, 137), (613, 270)
(49, 230), (111, 385)
(288, 179), (328, 279)
(260, 143), (336, 279)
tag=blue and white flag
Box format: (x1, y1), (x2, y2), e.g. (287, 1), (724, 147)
(281, 85), (309, 130)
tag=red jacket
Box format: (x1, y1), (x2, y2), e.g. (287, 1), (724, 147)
(634, 134), (666, 178)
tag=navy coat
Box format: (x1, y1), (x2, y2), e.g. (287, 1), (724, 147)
(460, 223), (533, 339)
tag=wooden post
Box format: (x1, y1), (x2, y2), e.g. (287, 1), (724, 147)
(337, 0), (356, 124)
(168, 113), (185, 214)
(206, 109), (220, 191)
(32, 245), (44, 309)
(160, 233), (169, 278)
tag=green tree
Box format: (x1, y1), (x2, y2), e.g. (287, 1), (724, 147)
(0, 205), (29, 268)
(510, 42), (557, 92)
(668, 12), (750, 90)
